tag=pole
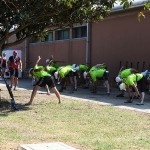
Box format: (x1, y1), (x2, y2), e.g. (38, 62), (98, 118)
(2, 75), (19, 110)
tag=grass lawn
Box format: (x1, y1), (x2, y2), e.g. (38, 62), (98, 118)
(0, 88), (150, 150)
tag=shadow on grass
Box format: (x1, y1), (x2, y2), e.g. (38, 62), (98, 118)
(0, 99), (32, 116)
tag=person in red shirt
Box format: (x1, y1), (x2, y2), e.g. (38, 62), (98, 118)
(7, 50), (22, 90)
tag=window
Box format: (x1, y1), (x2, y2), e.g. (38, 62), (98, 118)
(30, 32), (53, 43)
(72, 26), (87, 38)
(30, 37), (40, 43)
(55, 29), (70, 40)
(45, 32), (53, 42)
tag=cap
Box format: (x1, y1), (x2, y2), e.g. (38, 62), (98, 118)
(13, 50), (18, 54)
(72, 64), (77, 68)
(29, 68), (33, 75)
(115, 76), (122, 83)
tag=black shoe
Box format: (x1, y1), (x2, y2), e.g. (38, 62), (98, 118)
(136, 102), (144, 105)
(59, 89), (63, 92)
(83, 87), (89, 89)
(74, 88), (77, 91)
(133, 96), (138, 99)
(107, 93), (110, 96)
(116, 94), (124, 97)
(124, 100), (133, 103)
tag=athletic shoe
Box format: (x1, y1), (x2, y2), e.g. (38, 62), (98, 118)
(124, 100), (133, 103)
(107, 93), (110, 96)
(116, 93), (124, 97)
(136, 102), (144, 105)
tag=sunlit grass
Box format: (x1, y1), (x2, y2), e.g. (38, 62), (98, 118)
(0, 90), (150, 150)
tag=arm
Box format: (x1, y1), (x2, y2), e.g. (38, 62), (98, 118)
(132, 83), (140, 96)
(94, 63), (106, 69)
(126, 85), (132, 99)
(33, 56), (42, 72)
(35, 56), (41, 68)
(119, 66), (124, 73)
(46, 55), (54, 65)
(117, 66), (124, 76)
(20, 59), (22, 71)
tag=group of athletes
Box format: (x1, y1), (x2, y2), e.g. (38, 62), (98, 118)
(28, 55), (150, 106)
(1, 50), (150, 106)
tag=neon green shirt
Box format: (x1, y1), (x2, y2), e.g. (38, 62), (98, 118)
(119, 68), (132, 79)
(58, 65), (72, 78)
(47, 66), (56, 74)
(124, 73), (143, 86)
(51, 61), (59, 69)
(89, 68), (106, 82)
(79, 64), (88, 72)
(33, 66), (50, 79)
(89, 66), (97, 72)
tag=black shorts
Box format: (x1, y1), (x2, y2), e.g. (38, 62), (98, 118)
(51, 70), (56, 76)
(103, 71), (109, 80)
(72, 71), (78, 77)
(9, 68), (19, 77)
(65, 71), (74, 78)
(137, 77), (147, 92)
(2, 64), (6, 68)
(36, 76), (55, 88)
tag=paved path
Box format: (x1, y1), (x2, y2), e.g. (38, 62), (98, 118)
(0, 79), (150, 113)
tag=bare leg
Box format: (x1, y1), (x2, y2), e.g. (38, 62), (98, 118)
(140, 92), (145, 103)
(14, 77), (18, 90)
(105, 80), (110, 94)
(59, 78), (66, 92)
(51, 87), (61, 103)
(10, 75), (14, 88)
(73, 76), (77, 90)
(69, 77), (74, 93)
(27, 85), (41, 105)
(92, 81), (97, 93)
(45, 85), (51, 95)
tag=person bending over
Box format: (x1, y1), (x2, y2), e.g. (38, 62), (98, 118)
(27, 56), (61, 105)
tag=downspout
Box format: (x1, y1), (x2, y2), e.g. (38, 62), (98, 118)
(24, 39), (27, 69)
(86, 22), (91, 67)
(25, 38), (29, 69)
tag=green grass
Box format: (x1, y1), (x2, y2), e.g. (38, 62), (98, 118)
(0, 91), (150, 150)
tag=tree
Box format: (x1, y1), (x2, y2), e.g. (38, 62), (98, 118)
(0, 0), (142, 51)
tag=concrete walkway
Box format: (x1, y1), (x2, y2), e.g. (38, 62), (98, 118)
(0, 78), (150, 114)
